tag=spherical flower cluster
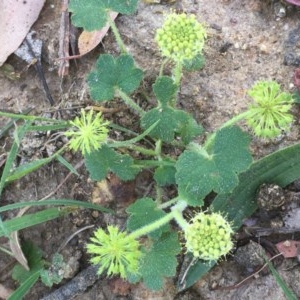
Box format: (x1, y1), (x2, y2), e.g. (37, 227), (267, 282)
(64, 109), (109, 156)
(184, 212), (233, 261)
(155, 13), (206, 62)
(246, 81), (294, 138)
(86, 226), (142, 279)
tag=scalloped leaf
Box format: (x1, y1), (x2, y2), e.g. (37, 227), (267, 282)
(179, 142), (300, 291)
(175, 126), (252, 206)
(139, 232), (181, 290)
(85, 145), (139, 181)
(126, 198), (169, 239)
(183, 53), (205, 72)
(69, 0), (138, 31)
(141, 106), (190, 142)
(153, 76), (178, 105)
(87, 54), (143, 102)
(154, 164), (176, 186)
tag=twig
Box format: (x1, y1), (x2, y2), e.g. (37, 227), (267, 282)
(58, 0), (70, 77)
(41, 265), (100, 300)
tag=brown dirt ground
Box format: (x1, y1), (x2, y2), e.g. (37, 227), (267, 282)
(1, 0), (300, 299)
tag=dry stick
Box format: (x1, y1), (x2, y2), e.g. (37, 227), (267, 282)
(58, 0), (70, 77)
(41, 265), (101, 300)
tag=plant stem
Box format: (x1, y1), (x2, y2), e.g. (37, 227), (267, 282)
(155, 140), (162, 160)
(106, 12), (127, 54)
(159, 58), (170, 77)
(174, 61), (183, 86)
(116, 89), (145, 116)
(124, 144), (157, 156)
(159, 197), (180, 209)
(134, 159), (175, 168)
(129, 200), (187, 239)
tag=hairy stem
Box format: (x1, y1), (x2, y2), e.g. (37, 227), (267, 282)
(116, 89), (145, 116)
(106, 12), (127, 54)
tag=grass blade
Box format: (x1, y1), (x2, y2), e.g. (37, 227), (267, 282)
(0, 199), (113, 213)
(0, 208), (68, 237)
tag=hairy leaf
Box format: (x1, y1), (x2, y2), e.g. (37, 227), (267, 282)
(87, 54), (143, 102)
(126, 198), (169, 239)
(176, 126), (252, 206)
(85, 145), (139, 181)
(69, 0), (138, 31)
(183, 53), (205, 72)
(153, 76), (178, 105)
(141, 107), (189, 142)
(139, 232), (180, 290)
(154, 164), (176, 186)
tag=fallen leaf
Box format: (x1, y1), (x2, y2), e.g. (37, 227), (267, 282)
(0, 0), (46, 66)
(78, 12), (118, 56)
(276, 240), (300, 258)
(285, 0), (300, 6)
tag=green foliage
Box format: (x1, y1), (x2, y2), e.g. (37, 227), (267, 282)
(11, 242), (44, 299)
(11, 243), (65, 299)
(40, 253), (65, 287)
(85, 145), (139, 181)
(138, 232), (181, 290)
(183, 54), (205, 72)
(176, 126), (252, 206)
(126, 198), (169, 239)
(88, 54), (143, 102)
(154, 164), (176, 186)
(1, 4), (299, 296)
(141, 76), (202, 143)
(180, 142), (300, 291)
(69, 0), (138, 31)
(0, 208), (68, 237)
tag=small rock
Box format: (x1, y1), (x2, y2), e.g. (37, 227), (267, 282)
(234, 241), (265, 273)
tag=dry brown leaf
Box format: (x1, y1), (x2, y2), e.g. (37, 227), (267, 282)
(78, 12), (118, 56)
(276, 240), (300, 258)
(0, 0), (46, 66)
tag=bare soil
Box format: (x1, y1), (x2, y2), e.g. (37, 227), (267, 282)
(1, 0), (300, 299)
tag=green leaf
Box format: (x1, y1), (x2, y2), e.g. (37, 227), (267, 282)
(12, 241), (44, 282)
(183, 53), (205, 72)
(154, 164), (176, 186)
(292, 91), (300, 104)
(0, 208), (67, 237)
(10, 241), (44, 299)
(85, 145), (139, 181)
(178, 116), (204, 145)
(126, 198), (169, 239)
(5, 157), (52, 183)
(180, 142), (300, 291)
(153, 76), (178, 106)
(8, 272), (40, 300)
(69, 0), (138, 31)
(0, 122), (30, 196)
(141, 107), (190, 142)
(0, 199), (112, 214)
(40, 253), (65, 287)
(87, 54), (143, 102)
(176, 126), (252, 206)
(139, 232), (181, 290)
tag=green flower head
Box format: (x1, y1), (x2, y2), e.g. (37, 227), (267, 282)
(184, 212), (233, 261)
(246, 81), (294, 138)
(64, 109), (109, 156)
(86, 226), (142, 279)
(155, 13), (207, 62)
